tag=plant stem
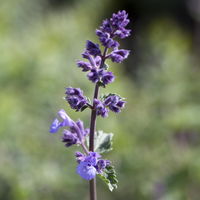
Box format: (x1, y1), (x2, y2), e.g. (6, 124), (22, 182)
(89, 83), (99, 200)
(89, 47), (108, 200)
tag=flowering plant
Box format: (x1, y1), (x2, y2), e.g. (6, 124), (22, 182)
(49, 10), (131, 200)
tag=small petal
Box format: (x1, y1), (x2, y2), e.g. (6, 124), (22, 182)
(87, 69), (100, 83)
(65, 88), (88, 111)
(77, 162), (97, 180)
(75, 152), (86, 163)
(76, 120), (88, 137)
(116, 100), (126, 108)
(104, 94), (126, 113)
(49, 118), (60, 133)
(62, 129), (79, 147)
(76, 61), (92, 72)
(58, 109), (74, 127)
(94, 98), (109, 118)
(86, 40), (101, 56)
(101, 71), (115, 85)
(109, 49), (130, 63)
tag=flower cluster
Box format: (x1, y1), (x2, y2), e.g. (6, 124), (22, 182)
(65, 87), (88, 111)
(104, 94), (126, 113)
(96, 11), (131, 47)
(94, 94), (126, 117)
(76, 152), (110, 180)
(87, 68), (115, 85)
(50, 109), (88, 147)
(94, 98), (109, 118)
(96, 10), (130, 63)
(77, 41), (115, 85)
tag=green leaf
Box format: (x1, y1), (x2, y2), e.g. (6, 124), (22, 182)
(98, 165), (118, 191)
(94, 130), (113, 154)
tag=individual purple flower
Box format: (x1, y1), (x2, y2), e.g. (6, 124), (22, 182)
(77, 162), (97, 180)
(84, 152), (101, 165)
(66, 87), (84, 96)
(87, 68), (101, 83)
(101, 71), (115, 85)
(114, 28), (131, 39)
(96, 30), (119, 48)
(61, 120), (89, 147)
(76, 61), (92, 72)
(94, 56), (102, 67)
(76, 152), (110, 180)
(65, 87), (88, 111)
(75, 152), (86, 163)
(62, 129), (79, 147)
(49, 109), (74, 133)
(76, 120), (89, 137)
(86, 40), (101, 56)
(100, 19), (112, 33)
(87, 69), (114, 85)
(96, 159), (111, 173)
(108, 49), (130, 63)
(104, 94), (126, 113)
(94, 98), (109, 118)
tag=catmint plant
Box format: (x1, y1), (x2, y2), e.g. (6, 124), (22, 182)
(49, 10), (131, 200)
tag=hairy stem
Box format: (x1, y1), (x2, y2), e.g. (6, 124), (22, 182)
(89, 47), (108, 200)
(81, 143), (89, 154)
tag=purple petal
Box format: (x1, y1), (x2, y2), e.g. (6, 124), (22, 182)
(77, 162), (96, 180)
(49, 118), (60, 133)
(58, 109), (74, 127)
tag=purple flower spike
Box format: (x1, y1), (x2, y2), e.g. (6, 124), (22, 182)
(96, 10), (130, 49)
(109, 49), (130, 63)
(86, 40), (101, 56)
(49, 10), (131, 187)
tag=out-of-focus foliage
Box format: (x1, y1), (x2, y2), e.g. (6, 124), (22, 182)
(0, 0), (200, 199)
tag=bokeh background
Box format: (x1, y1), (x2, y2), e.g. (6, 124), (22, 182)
(1, 0), (200, 199)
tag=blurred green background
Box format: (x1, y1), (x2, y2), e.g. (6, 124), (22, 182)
(1, 0), (200, 199)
